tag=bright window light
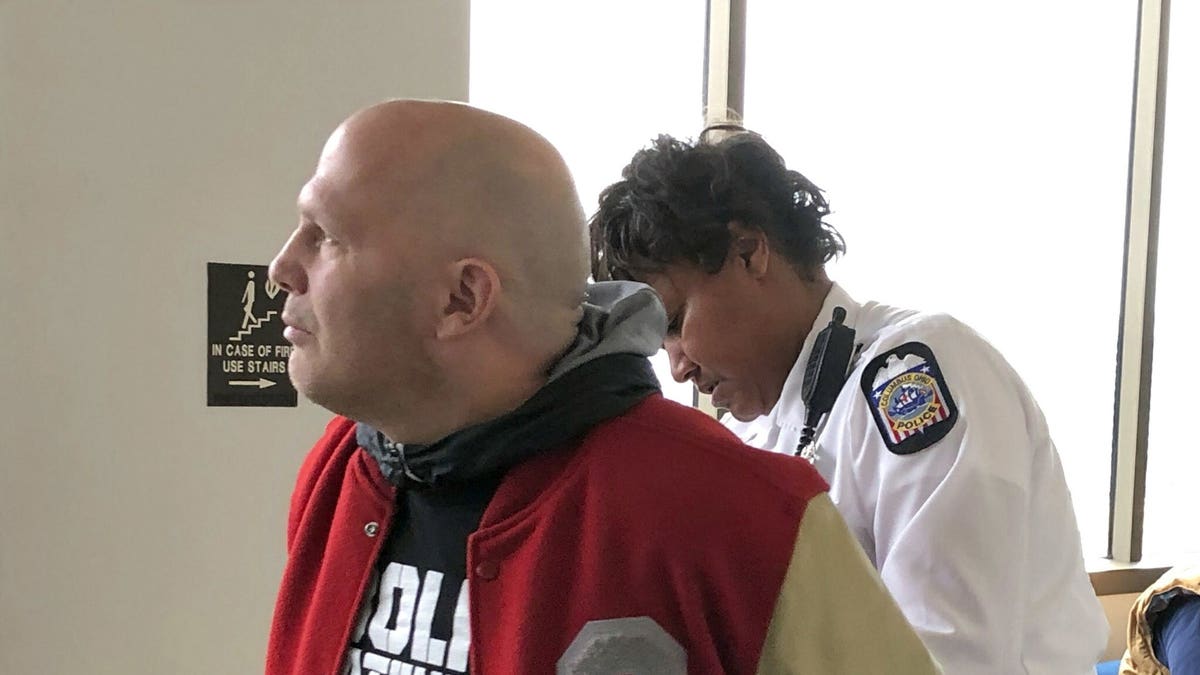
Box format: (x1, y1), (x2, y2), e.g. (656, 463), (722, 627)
(744, 0), (1138, 556)
(1142, 0), (1199, 564)
(470, 0), (706, 406)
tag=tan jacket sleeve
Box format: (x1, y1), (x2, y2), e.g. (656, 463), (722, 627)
(1119, 565), (1200, 675)
(756, 493), (942, 674)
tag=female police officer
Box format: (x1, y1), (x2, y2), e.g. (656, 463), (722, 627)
(589, 129), (1107, 675)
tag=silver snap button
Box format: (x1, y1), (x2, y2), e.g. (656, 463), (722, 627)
(364, 521), (380, 537)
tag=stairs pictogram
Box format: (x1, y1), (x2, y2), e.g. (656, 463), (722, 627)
(230, 310), (278, 342)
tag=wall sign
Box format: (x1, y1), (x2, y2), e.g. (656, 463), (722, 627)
(207, 262), (297, 407)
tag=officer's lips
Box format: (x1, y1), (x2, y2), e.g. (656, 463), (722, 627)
(699, 379), (728, 408)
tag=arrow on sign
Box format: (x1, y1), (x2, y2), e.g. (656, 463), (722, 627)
(229, 378), (277, 389)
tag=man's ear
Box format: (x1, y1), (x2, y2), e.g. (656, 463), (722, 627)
(436, 258), (501, 339)
(727, 221), (770, 279)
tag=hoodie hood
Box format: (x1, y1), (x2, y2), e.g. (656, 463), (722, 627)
(546, 280), (666, 379)
(357, 281), (666, 487)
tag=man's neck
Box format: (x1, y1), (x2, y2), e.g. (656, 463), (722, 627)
(375, 362), (547, 445)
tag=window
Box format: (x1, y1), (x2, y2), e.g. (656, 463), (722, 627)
(473, 1), (1186, 564)
(743, 0), (1139, 555)
(470, 0), (706, 405)
(1142, 0), (1199, 563)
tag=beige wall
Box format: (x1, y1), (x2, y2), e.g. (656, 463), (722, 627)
(1099, 592), (1139, 662)
(0, 2), (468, 672)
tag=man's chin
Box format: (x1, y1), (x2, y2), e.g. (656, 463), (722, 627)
(287, 363), (337, 411)
(296, 382), (355, 419)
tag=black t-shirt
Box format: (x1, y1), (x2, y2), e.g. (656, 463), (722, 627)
(343, 475), (500, 675)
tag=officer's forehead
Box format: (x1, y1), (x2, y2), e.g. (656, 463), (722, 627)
(640, 268), (690, 305)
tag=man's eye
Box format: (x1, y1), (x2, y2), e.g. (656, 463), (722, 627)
(309, 228), (335, 247)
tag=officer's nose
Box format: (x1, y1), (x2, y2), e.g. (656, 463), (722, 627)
(665, 336), (700, 384)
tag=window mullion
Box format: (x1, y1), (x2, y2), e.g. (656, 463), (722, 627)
(1110, 0), (1170, 564)
(704, 0), (746, 126)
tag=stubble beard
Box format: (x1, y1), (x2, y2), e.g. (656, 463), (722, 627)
(290, 343), (451, 442)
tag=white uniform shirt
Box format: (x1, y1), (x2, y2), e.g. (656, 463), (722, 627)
(725, 283), (1107, 675)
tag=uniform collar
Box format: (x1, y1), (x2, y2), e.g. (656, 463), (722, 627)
(770, 282), (862, 430)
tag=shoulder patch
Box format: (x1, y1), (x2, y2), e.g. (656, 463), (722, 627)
(859, 341), (958, 455)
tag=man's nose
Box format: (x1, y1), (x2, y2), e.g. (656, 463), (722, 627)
(268, 235), (305, 295)
(665, 337), (699, 384)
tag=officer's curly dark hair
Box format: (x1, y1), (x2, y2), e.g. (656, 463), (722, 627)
(589, 129), (844, 282)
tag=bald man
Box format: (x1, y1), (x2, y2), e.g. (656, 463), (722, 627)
(264, 100), (940, 675)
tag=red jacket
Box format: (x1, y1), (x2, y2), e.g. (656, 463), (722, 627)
(266, 394), (938, 674)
